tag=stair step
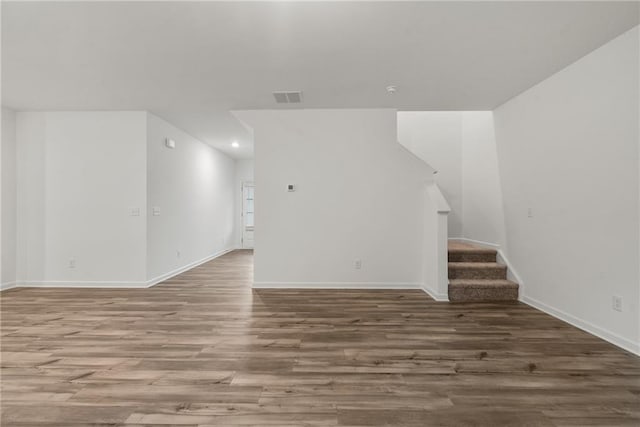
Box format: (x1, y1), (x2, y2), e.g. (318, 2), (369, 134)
(449, 279), (519, 302)
(448, 249), (497, 263)
(448, 262), (507, 280)
(448, 241), (497, 262)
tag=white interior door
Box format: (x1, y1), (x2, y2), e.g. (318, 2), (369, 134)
(242, 183), (255, 249)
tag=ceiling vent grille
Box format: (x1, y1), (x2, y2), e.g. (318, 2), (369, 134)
(273, 91), (303, 104)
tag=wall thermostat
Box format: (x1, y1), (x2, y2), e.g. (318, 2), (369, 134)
(287, 184), (295, 192)
(165, 138), (176, 149)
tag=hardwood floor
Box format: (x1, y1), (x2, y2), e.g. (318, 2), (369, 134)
(2, 250), (639, 426)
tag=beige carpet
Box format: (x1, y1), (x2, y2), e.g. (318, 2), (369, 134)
(448, 241), (519, 302)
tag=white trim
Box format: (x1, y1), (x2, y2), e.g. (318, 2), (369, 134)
(3, 248), (235, 291)
(241, 182), (255, 250)
(421, 285), (449, 302)
(252, 282), (422, 290)
(496, 249), (526, 296)
(521, 295), (640, 356)
(253, 281), (447, 301)
(1, 281), (18, 291)
(14, 280), (150, 289)
(146, 247), (234, 287)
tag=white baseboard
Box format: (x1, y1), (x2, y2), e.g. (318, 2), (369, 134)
(252, 281), (422, 290)
(14, 280), (150, 288)
(253, 281), (446, 301)
(521, 295), (639, 356)
(496, 250), (526, 296)
(146, 247), (234, 287)
(1, 281), (18, 291)
(2, 248), (235, 291)
(421, 285), (449, 302)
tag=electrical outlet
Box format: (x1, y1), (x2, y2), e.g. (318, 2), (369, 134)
(612, 295), (623, 312)
(69, 258), (76, 269)
(354, 259), (362, 270)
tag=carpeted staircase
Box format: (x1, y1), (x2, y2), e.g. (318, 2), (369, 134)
(448, 241), (519, 302)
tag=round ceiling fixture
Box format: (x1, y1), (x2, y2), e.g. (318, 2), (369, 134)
(231, 141), (239, 148)
(386, 85), (397, 94)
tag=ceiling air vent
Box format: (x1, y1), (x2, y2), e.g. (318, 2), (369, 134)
(273, 91), (303, 104)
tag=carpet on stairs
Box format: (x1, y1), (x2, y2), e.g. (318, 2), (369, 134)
(448, 241), (519, 302)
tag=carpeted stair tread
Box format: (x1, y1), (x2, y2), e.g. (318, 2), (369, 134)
(449, 279), (519, 302)
(447, 241), (519, 301)
(448, 262), (507, 280)
(448, 241), (496, 252)
(448, 242), (498, 262)
(449, 279), (518, 288)
(448, 262), (505, 268)
(448, 247), (496, 254)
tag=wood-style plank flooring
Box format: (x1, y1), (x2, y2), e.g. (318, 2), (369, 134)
(2, 250), (639, 426)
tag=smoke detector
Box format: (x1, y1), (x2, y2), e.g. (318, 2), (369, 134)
(386, 85), (397, 94)
(273, 91), (303, 104)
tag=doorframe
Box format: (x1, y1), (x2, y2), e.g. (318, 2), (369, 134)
(241, 181), (255, 249)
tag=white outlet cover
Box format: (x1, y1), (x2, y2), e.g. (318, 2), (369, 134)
(612, 295), (623, 312)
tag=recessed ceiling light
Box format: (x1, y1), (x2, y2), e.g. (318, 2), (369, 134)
(231, 141), (239, 148)
(386, 85), (397, 94)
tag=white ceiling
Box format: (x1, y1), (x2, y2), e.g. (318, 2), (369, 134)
(2, 1), (638, 159)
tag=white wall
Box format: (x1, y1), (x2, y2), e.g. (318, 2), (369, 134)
(398, 112), (463, 237)
(494, 26), (640, 353)
(17, 112), (148, 285)
(236, 109), (431, 287)
(422, 183), (450, 300)
(12, 111), (236, 287)
(398, 111), (507, 247)
(146, 113), (235, 282)
(234, 159), (254, 248)
(461, 112), (508, 249)
(16, 112), (47, 284)
(2, 108), (18, 288)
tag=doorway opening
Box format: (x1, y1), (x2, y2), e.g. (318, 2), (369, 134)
(241, 182), (254, 249)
